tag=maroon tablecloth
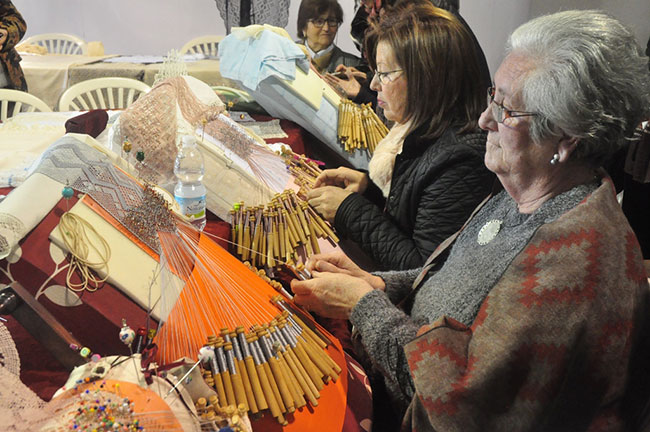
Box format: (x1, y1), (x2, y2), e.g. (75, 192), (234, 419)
(0, 187), (230, 399)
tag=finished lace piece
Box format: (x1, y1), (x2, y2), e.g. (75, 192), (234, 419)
(0, 322), (53, 432)
(0, 213), (26, 260)
(34, 136), (173, 253)
(118, 76), (225, 185)
(0, 322), (20, 376)
(214, 0), (290, 33)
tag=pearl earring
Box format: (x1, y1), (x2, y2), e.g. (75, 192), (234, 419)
(550, 153), (560, 165)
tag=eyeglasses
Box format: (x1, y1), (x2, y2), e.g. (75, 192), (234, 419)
(309, 18), (341, 28)
(487, 86), (538, 124)
(373, 69), (403, 85)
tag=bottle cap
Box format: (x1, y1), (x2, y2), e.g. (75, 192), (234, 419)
(181, 134), (197, 146)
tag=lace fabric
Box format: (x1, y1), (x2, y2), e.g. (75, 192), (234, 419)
(117, 76), (225, 185)
(34, 136), (167, 254)
(0, 323), (53, 431)
(214, 0), (290, 33)
(0, 213), (26, 260)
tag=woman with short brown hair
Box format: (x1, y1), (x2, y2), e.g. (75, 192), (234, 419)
(308, 3), (493, 270)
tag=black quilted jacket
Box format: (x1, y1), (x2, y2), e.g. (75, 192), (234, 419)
(334, 125), (493, 271)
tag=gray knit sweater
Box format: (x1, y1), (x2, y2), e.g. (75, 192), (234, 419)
(349, 182), (598, 411)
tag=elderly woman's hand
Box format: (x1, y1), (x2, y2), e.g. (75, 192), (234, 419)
(307, 185), (353, 223)
(291, 271), (374, 319)
(313, 167), (369, 193)
(306, 250), (386, 290)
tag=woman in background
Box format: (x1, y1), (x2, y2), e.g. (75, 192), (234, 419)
(308, 3), (493, 271)
(0, 0), (27, 90)
(296, 0), (361, 74)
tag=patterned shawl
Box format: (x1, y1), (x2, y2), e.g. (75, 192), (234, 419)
(402, 178), (650, 431)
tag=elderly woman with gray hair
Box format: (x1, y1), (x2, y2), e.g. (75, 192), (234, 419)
(291, 10), (650, 430)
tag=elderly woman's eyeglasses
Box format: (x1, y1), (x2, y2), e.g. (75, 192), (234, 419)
(309, 18), (341, 28)
(373, 69), (403, 85)
(487, 87), (538, 124)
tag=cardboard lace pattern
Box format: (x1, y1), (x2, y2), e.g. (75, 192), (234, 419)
(118, 76), (225, 184)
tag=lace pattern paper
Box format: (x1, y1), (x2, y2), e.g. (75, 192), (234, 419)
(245, 119), (288, 139)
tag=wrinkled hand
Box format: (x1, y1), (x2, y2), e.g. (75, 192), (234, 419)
(313, 167), (368, 193)
(307, 186), (353, 223)
(291, 271), (373, 319)
(0, 29), (7, 50)
(306, 250), (385, 291)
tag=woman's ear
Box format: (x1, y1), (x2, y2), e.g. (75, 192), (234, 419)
(557, 136), (579, 163)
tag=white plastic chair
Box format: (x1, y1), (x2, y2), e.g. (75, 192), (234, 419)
(179, 35), (224, 58)
(58, 78), (151, 111)
(0, 89), (52, 122)
(212, 86), (255, 103)
(22, 33), (88, 55)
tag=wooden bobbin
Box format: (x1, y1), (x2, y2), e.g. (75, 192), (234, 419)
(246, 333), (286, 424)
(224, 341), (249, 412)
(237, 327), (268, 412)
(230, 330), (257, 414)
(214, 337), (237, 407)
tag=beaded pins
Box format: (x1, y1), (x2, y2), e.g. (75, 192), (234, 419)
(338, 100), (389, 154)
(197, 304), (340, 426)
(230, 190), (338, 270)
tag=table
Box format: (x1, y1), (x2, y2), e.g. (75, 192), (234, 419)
(20, 54), (111, 110)
(21, 54), (237, 110)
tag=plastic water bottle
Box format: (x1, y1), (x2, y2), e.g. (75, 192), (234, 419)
(174, 135), (207, 231)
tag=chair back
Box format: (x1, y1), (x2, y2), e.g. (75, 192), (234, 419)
(58, 78), (151, 111)
(22, 33), (88, 55)
(179, 35), (224, 58)
(0, 89), (52, 122)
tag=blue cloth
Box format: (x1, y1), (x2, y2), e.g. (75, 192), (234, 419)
(219, 29), (309, 91)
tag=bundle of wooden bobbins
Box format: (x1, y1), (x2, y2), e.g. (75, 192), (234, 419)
(229, 190), (339, 269)
(337, 99), (389, 154)
(198, 298), (341, 426)
(279, 149), (323, 200)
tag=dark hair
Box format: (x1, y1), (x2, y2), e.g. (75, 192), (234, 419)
(297, 0), (344, 40)
(365, 2), (485, 138)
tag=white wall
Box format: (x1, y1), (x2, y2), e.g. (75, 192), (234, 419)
(12, 0), (649, 80)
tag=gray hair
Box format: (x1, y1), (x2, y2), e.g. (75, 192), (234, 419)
(507, 10), (650, 164)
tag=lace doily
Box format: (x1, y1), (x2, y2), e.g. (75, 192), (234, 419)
(0, 322), (20, 376)
(0, 213), (26, 260)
